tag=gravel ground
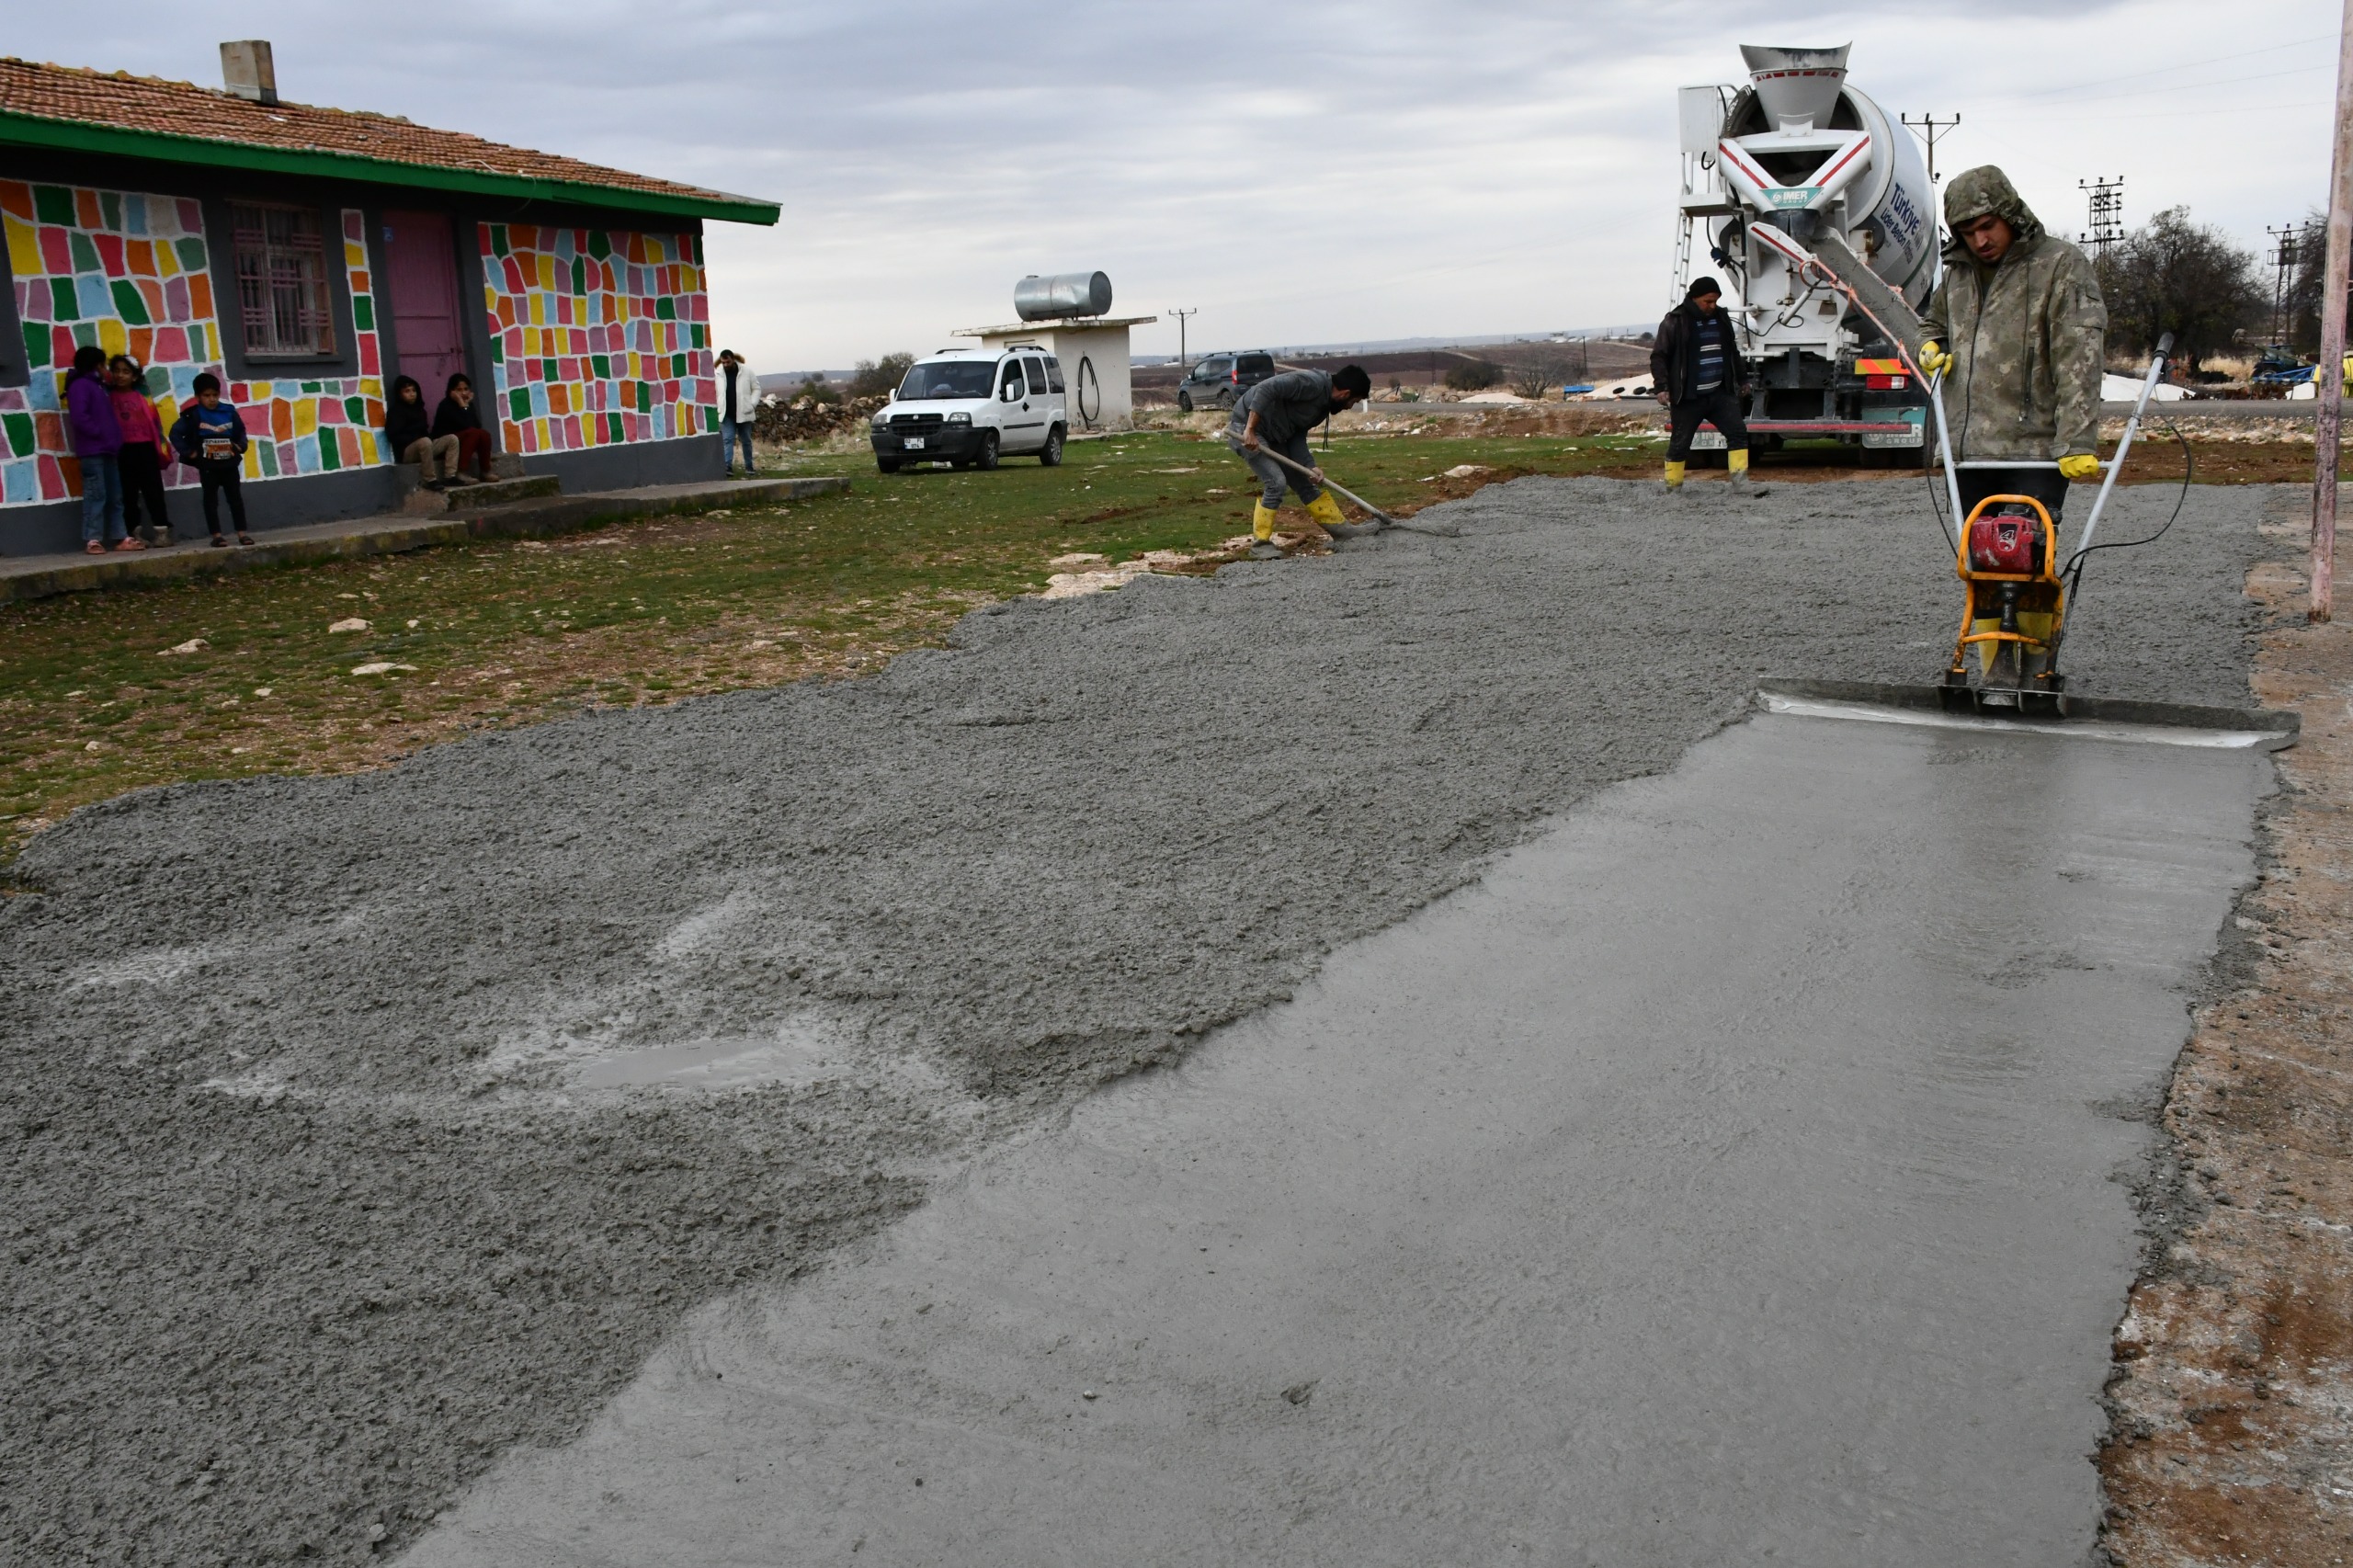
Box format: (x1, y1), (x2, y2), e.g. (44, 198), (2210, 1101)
(0, 476), (2272, 1564)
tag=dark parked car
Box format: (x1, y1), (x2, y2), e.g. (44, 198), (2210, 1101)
(1174, 350), (1277, 412)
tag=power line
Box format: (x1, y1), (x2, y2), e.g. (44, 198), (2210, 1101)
(2026, 31), (2337, 95)
(2057, 62), (2332, 108)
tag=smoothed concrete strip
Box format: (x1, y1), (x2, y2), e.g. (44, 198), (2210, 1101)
(402, 709), (2269, 1567)
(1761, 692), (2285, 749)
(0, 476), (848, 604)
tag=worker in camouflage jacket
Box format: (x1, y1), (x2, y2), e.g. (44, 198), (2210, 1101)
(1918, 165), (2108, 522)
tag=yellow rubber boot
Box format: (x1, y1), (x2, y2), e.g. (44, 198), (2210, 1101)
(1664, 460), (1687, 491)
(1252, 502), (1278, 542)
(1305, 492), (1346, 529)
(1727, 448), (1765, 494)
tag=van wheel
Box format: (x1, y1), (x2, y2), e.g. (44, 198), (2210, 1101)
(974, 431), (1000, 471)
(1176, 391), (1193, 413)
(876, 457), (902, 474)
(1039, 426), (1065, 467)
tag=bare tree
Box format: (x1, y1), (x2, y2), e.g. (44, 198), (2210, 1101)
(2095, 207), (2267, 370)
(1506, 359), (1566, 398)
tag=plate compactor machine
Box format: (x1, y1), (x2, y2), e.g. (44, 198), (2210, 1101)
(1934, 332), (2169, 717)
(1745, 225), (2298, 747)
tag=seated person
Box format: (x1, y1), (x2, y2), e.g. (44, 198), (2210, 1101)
(432, 373), (496, 482)
(387, 375), (460, 486)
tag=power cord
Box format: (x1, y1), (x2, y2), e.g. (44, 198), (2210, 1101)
(1922, 449), (1956, 553)
(2064, 417), (2193, 593)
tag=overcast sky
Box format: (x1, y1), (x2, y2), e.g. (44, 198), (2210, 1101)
(23, 1), (2347, 369)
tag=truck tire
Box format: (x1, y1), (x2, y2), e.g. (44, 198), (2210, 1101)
(974, 431), (1000, 472)
(1039, 426), (1065, 467)
(876, 457), (902, 474)
(1176, 391), (1193, 413)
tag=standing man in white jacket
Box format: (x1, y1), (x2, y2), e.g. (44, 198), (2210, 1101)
(718, 349), (759, 477)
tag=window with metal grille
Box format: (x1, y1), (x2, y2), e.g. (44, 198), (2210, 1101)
(230, 202), (336, 358)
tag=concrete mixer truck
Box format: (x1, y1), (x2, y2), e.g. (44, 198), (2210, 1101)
(1671, 44), (1936, 462)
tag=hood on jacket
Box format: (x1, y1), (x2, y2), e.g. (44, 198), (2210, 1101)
(1941, 165), (2046, 265)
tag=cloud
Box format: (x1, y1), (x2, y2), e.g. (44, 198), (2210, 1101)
(17, 0), (2339, 368)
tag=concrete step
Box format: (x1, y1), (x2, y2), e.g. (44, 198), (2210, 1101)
(0, 476), (850, 604)
(400, 473), (560, 514)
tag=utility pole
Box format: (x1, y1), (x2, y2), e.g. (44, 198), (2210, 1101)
(1168, 307), (1198, 368)
(2079, 177), (2125, 260)
(2268, 223), (2306, 345)
(2312, 0), (2353, 622)
(1901, 111), (1961, 185)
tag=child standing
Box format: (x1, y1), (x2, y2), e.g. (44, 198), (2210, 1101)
(108, 355), (176, 547)
(168, 373), (253, 547)
(64, 344), (136, 553)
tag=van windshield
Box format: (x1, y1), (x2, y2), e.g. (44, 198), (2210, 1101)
(897, 362), (996, 401)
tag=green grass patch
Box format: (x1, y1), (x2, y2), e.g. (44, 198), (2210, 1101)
(0, 430), (1654, 858)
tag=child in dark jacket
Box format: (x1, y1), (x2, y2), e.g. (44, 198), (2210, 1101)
(108, 355), (176, 546)
(64, 344), (135, 553)
(167, 373), (253, 547)
(431, 373), (495, 482)
(386, 375), (460, 487)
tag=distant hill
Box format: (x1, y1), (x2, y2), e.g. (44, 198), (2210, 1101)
(1132, 336), (1651, 402)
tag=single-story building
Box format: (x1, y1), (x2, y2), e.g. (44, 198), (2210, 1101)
(0, 42), (779, 555)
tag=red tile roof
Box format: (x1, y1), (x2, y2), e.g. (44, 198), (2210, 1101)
(0, 57), (774, 222)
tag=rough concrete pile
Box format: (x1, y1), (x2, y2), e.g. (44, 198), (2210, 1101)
(0, 478), (2269, 1564)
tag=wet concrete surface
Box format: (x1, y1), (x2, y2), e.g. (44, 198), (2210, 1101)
(0, 478), (2275, 1563)
(404, 705), (2270, 1568)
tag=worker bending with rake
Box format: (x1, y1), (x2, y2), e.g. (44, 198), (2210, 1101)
(1652, 277), (1763, 495)
(1229, 364), (1372, 559)
(1918, 166), (2107, 521)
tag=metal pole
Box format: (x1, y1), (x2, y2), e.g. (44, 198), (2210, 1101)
(1169, 306), (1197, 368)
(2314, 0), (2353, 622)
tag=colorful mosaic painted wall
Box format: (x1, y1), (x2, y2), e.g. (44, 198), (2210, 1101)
(479, 222), (714, 457)
(223, 212), (387, 484)
(1, 184), (716, 511)
(0, 181), (385, 506)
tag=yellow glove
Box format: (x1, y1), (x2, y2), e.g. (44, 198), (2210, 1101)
(2058, 454), (2102, 481)
(1918, 341), (1952, 377)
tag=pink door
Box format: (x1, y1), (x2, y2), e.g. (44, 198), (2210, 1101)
(381, 210), (468, 399)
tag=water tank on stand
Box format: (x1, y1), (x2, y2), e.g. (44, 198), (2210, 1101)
(1014, 271), (1113, 322)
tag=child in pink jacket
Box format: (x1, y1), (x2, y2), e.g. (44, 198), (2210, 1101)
(108, 355), (176, 546)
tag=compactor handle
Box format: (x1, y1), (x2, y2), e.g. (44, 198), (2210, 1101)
(2068, 334), (2176, 570)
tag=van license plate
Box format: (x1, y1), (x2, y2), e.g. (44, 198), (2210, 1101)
(903, 437), (926, 450)
(1690, 430), (1727, 450)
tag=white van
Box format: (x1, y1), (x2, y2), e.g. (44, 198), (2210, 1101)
(870, 347), (1067, 473)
